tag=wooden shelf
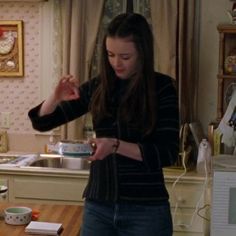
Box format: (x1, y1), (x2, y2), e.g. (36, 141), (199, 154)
(217, 74), (236, 79)
(217, 24), (236, 33)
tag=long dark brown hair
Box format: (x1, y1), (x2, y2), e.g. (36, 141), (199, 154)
(90, 13), (157, 135)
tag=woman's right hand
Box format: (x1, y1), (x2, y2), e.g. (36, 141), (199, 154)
(39, 75), (80, 116)
(54, 75), (80, 102)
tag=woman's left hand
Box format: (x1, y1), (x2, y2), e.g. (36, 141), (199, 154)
(87, 138), (116, 161)
(87, 137), (143, 162)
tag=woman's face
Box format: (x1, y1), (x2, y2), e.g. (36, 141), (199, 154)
(106, 37), (139, 79)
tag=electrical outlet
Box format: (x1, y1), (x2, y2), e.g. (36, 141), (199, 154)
(1, 112), (10, 129)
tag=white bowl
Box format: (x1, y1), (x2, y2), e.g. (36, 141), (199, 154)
(4, 206), (32, 225)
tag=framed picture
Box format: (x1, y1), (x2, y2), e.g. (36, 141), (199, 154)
(0, 20), (24, 77)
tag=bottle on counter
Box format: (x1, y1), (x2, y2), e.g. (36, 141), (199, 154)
(196, 139), (212, 175)
(45, 135), (56, 154)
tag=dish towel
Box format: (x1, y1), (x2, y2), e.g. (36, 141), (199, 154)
(216, 90), (236, 147)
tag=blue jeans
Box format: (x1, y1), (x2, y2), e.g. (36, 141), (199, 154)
(80, 200), (173, 236)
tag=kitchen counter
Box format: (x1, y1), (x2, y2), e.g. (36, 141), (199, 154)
(0, 153), (90, 205)
(0, 152), (90, 176)
(0, 152), (208, 206)
(0, 203), (83, 236)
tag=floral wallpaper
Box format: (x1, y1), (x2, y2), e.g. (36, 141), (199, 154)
(0, 2), (41, 134)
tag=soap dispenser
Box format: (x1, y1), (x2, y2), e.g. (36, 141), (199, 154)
(196, 139), (212, 175)
(45, 134), (56, 153)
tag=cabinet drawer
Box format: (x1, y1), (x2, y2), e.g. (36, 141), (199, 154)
(166, 181), (205, 208)
(12, 176), (87, 203)
(171, 207), (205, 233)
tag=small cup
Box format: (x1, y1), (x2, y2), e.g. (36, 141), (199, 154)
(4, 206), (32, 225)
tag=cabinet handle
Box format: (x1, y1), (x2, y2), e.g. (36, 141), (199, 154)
(177, 197), (186, 204)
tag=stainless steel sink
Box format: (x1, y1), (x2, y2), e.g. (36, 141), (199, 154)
(30, 157), (62, 168)
(0, 153), (90, 170)
(29, 154), (90, 170)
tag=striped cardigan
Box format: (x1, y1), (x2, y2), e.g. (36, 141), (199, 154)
(28, 72), (179, 204)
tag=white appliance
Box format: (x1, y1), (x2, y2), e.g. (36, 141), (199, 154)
(211, 155), (236, 236)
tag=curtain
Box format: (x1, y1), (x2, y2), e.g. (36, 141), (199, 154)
(150, 0), (198, 124)
(59, 0), (105, 139)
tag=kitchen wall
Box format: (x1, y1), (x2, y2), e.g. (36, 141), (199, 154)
(0, 1), (44, 152)
(0, 0), (234, 152)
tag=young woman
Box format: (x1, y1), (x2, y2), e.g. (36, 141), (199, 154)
(28, 13), (179, 236)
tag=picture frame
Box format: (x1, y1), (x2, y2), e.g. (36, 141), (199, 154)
(0, 20), (24, 77)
